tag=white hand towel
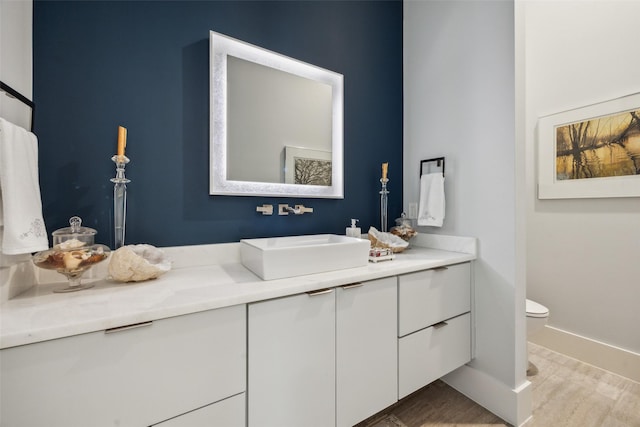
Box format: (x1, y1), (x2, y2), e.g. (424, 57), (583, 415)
(0, 117), (49, 255)
(417, 172), (445, 227)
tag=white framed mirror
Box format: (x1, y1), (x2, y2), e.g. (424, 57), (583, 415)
(209, 31), (344, 198)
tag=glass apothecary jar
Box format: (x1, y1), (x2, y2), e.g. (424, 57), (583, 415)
(32, 216), (110, 293)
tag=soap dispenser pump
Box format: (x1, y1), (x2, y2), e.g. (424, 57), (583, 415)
(346, 219), (362, 238)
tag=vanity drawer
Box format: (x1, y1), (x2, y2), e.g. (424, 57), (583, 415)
(0, 304), (246, 427)
(398, 312), (471, 399)
(398, 262), (470, 337)
(152, 393), (245, 427)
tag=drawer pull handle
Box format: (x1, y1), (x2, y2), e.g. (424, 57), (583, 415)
(433, 321), (448, 329)
(306, 288), (334, 296)
(105, 321), (153, 334)
(434, 266), (449, 272)
(341, 282), (363, 290)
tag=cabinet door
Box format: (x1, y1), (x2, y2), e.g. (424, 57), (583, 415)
(248, 289), (335, 427)
(0, 305), (246, 427)
(336, 277), (398, 427)
(399, 262), (470, 336)
(152, 393), (245, 427)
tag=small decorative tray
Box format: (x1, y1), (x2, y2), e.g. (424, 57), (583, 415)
(369, 247), (395, 263)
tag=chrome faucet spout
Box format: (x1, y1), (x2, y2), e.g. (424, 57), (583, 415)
(278, 204), (313, 215)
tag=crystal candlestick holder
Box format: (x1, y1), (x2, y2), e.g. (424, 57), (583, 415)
(380, 178), (389, 232)
(111, 155), (130, 249)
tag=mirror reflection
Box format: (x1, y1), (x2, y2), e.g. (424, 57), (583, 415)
(227, 56), (333, 185)
(210, 31), (344, 198)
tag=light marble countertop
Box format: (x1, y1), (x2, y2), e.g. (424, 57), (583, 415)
(0, 234), (476, 349)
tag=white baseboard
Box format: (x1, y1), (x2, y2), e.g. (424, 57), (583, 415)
(530, 325), (640, 383)
(442, 365), (532, 427)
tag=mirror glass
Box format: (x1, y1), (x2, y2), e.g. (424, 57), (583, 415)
(210, 31), (344, 198)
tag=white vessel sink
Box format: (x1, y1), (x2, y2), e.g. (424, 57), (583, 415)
(240, 234), (371, 280)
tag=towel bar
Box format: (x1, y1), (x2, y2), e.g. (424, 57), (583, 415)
(0, 80), (35, 131)
(420, 157), (445, 177)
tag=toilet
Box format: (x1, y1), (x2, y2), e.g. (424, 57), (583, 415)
(526, 299), (549, 337)
(526, 299), (549, 376)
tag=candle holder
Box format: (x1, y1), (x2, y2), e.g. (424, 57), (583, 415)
(111, 155), (130, 249)
(379, 178), (389, 232)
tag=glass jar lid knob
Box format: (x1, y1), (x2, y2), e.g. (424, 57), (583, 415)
(69, 216), (82, 233)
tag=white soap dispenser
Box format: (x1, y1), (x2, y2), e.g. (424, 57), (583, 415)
(346, 219), (362, 238)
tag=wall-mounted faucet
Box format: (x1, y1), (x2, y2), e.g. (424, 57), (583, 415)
(278, 204), (313, 215)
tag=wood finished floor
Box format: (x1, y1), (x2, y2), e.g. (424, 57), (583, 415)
(358, 342), (640, 427)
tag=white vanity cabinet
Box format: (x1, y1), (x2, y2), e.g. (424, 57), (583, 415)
(0, 241), (476, 427)
(248, 288), (336, 427)
(398, 262), (472, 398)
(248, 276), (398, 427)
(0, 305), (246, 427)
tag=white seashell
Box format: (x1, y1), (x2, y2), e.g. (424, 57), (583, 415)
(108, 244), (171, 282)
(55, 238), (86, 250)
(368, 226), (409, 252)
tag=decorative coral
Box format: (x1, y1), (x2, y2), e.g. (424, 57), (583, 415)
(108, 244), (171, 282)
(368, 226), (409, 253)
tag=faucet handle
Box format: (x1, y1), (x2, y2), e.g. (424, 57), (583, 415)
(295, 205), (313, 214)
(256, 204), (273, 215)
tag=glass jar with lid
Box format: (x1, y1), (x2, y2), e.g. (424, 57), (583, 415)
(33, 216), (110, 293)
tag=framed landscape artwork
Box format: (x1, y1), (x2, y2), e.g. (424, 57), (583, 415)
(537, 92), (640, 199)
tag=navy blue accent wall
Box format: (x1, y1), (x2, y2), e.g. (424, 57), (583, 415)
(33, 0), (403, 248)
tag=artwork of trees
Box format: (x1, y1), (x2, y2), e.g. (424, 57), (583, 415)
(556, 109), (640, 180)
(294, 158), (332, 186)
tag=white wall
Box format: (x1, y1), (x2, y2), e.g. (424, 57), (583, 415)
(404, 1), (529, 425)
(0, 0), (33, 129)
(525, 0), (640, 380)
(0, 0), (35, 297)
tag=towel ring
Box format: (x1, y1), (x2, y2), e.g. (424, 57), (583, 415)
(420, 157), (445, 177)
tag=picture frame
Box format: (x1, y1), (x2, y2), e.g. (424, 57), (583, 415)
(284, 146), (332, 186)
(537, 92), (640, 199)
